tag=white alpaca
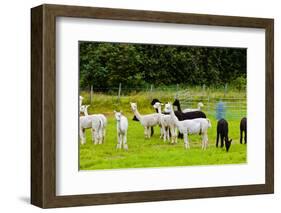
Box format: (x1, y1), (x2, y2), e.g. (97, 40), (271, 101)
(182, 102), (204, 113)
(114, 111), (128, 150)
(130, 102), (160, 138)
(79, 115), (104, 145)
(153, 102), (177, 143)
(80, 105), (107, 143)
(167, 103), (211, 149)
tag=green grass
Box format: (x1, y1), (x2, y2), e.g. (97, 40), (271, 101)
(80, 90), (247, 170)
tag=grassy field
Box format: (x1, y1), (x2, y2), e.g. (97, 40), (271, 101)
(79, 89), (247, 170)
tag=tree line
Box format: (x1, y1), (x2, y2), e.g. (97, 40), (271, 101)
(79, 42), (246, 91)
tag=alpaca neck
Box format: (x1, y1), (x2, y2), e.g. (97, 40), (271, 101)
(133, 109), (143, 123)
(171, 110), (180, 126)
(156, 106), (162, 114)
(175, 102), (181, 112)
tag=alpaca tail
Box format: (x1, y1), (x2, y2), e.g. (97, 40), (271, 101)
(98, 118), (104, 138)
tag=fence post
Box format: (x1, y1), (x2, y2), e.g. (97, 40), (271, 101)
(90, 85), (93, 104)
(117, 83), (122, 103)
(224, 83), (228, 97)
(175, 84), (179, 99)
(202, 84), (206, 100)
(208, 95), (210, 116)
(150, 84), (153, 100)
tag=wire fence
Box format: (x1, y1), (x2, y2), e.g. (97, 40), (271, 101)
(81, 83), (246, 120)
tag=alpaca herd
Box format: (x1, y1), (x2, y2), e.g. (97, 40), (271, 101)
(79, 95), (247, 152)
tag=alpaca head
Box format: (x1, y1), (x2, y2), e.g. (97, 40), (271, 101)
(80, 105), (90, 113)
(173, 99), (180, 107)
(151, 99), (161, 106)
(198, 102), (204, 108)
(225, 138), (232, 152)
(153, 102), (162, 110)
(114, 110), (122, 121)
(164, 102), (173, 113)
(130, 102), (137, 112)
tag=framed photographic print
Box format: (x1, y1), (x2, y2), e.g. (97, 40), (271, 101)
(31, 4), (274, 208)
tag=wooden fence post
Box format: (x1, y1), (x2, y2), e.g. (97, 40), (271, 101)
(90, 85), (93, 104)
(118, 83), (122, 103)
(224, 83), (228, 97)
(150, 84), (153, 100)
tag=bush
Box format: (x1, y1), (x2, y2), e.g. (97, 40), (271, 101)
(232, 76), (246, 91)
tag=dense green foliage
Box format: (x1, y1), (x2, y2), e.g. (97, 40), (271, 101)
(79, 42), (246, 90)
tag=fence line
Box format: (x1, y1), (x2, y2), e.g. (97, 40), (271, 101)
(81, 84), (246, 120)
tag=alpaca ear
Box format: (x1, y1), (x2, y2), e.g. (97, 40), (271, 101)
(114, 110), (116, 113)
(229, 139), (232, 143)
(120, 110), (123, 114)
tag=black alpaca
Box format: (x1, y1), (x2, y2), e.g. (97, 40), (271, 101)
(216, 119), (232, 152)
(172, 99), (207, 138)
(240, 117), (247, 144)
(172, 99), (207, 120)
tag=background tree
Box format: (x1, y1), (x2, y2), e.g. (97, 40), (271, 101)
(79, 42), (247, 91)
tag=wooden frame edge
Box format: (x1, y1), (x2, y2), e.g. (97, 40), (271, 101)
(31, 5), (44, 207)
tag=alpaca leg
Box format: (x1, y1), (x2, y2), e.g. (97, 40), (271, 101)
(91, 129), (97, 144)
(216, 132), (219, 148)
(202, 134), (208, 150)
(151, 127), (154, 137)
(172, 127), (176, 144)
(169, 127), (173, 144)
(201, 133), (206, 150)
(167, 127), (170, 142)
(123, 132), (128, 150)
(175, 128), (178, 143)
(163, 126), (167, 142)
(184, 133), (190, 149)
(147, 127), (151, 139)
(244, 130), (247, 144)
(172, 127), (177, 144)
(119, 134), (123, 149)
(80, 128), (86, 145)
(220, 134), (224, 148)
(160, 126), (163, 139)
(116, 133), (122, 149)
(144, 127), (148, 138)
(102, 128), (106, 143)
(94, 130), (99, 145)
(99, 128), (103, 144)
(240, 130), (243, 144)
